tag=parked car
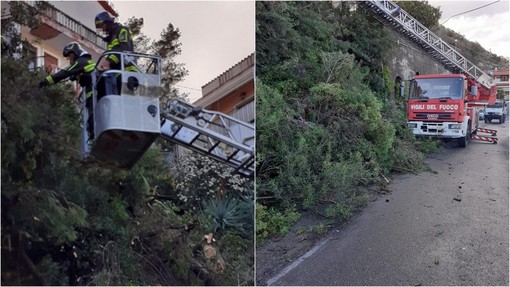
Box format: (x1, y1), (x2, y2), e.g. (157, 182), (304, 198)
(485, 100), (506, 124)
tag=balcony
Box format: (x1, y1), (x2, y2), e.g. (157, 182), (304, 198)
(25, 1), (106, 53)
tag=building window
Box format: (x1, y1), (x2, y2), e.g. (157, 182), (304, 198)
(22, 42), (37, 70)
(44, 52), (58, 74)
(500, 75), (509, 82)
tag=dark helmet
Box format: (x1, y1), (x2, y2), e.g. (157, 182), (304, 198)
(95, 11), (115, 29)
(62, 42), (88, 57)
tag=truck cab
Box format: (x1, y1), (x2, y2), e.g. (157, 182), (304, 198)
(407, 74), (479, 147)
(484, 100), (507, 124)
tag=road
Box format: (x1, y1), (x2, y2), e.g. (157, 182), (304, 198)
(267, 120), (509, 286)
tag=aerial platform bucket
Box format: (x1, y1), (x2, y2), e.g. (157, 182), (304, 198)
(85, 52), (161, 168)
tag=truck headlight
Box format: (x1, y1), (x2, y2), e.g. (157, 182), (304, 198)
(448, 124), (462, 129)
(407, 123), (417, 129)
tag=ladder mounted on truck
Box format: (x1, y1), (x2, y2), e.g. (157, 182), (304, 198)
(358, 0), (495, 90)
(160, 99), (254, 177)
(81, 51), (254, 177)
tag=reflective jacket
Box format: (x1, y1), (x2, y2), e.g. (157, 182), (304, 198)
(104, 23), (137, 72)
(44, 54), (95, 98)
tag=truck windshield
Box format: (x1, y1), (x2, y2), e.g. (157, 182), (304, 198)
(487, 102), (504, 108)
(410, 77), (463, 100)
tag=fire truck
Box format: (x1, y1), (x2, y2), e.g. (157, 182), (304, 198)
(359, 0), (498, 147)
(81, 51), (254, 177)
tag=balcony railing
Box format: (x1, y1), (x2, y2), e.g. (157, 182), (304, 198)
(26, 1), (106, 50)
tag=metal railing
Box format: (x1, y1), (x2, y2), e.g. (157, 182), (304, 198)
(25, 1), (106, 50)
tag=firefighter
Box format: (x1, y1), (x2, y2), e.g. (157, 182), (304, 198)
(94, 11), (136, 71)
(94, 11), (138, 97)
(39, 42), (96, 141)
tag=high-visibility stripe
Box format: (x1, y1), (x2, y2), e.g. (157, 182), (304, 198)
(46, 75), (54, 84)
(119, 29), (128, 43)
(67, 62), (78, 71)
(84, 62), (95, 72)
(107, 39), (120, 50)
(108, 54), (120, 64)
(125, 65), (140, 72)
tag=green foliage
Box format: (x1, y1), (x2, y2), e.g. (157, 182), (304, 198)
(2, 5), (253, 285)
(203, 195), (253, 237)
(152, 23), (189, 101)
(174, 152), (253, 208)
(256, 1), (429, 239)
(395, 1), (442, 29)
(217, 231), (254, 286)
(256, 203), (300, 243)
(37, 255), (68, 285)
(416, 138), (442, 154)
(497, 89), (506, 100)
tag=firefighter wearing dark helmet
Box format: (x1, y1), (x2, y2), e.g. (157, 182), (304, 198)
(94, 11), (136, 72)
(39, 42), (96, 140)
(39, 42), (95, 89)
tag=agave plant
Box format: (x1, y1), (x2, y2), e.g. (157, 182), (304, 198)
(203, 195), (253, 237)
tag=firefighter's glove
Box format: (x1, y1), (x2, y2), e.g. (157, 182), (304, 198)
(38, 81), (49, 88)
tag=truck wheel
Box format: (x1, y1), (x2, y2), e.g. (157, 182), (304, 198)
(485, 118), (489, 123)
(457, 131), (471, 147)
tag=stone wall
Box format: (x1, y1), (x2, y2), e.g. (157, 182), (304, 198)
(386, 28), (450, 98)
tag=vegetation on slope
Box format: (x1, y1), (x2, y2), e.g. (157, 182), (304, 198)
(255, 1), (444, 242)
(1, 2), (253, 285)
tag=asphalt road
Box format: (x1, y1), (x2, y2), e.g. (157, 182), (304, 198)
(268, 120), (509, 286)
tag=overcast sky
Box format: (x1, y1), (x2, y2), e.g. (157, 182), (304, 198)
(112, 1), (255, 102)
(110, 1), (507, 102)
(427, 0), (510, 60)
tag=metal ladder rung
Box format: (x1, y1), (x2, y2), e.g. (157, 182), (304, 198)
(207, 140), (221, 153)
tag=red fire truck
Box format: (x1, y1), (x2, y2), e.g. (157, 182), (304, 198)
(359, 0), (498, 147)
(407, 74), (496, 147)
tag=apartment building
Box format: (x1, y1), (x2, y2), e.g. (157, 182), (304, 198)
(492, 68), (509, 100)
(168, 54), (255, 165)
(2, 1), (113, 73)
(194, 53), (255, 124)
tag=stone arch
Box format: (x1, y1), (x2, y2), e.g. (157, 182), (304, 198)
(393, 76), (403, 100)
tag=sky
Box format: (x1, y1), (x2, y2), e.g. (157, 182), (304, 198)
(112, 1), (255, 102)
(427, 0), (510, 60)
(110, 1), (508, 103)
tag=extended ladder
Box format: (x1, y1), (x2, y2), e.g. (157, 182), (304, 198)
(160, 99), (255, 177)
(358, 0), (494, 89)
